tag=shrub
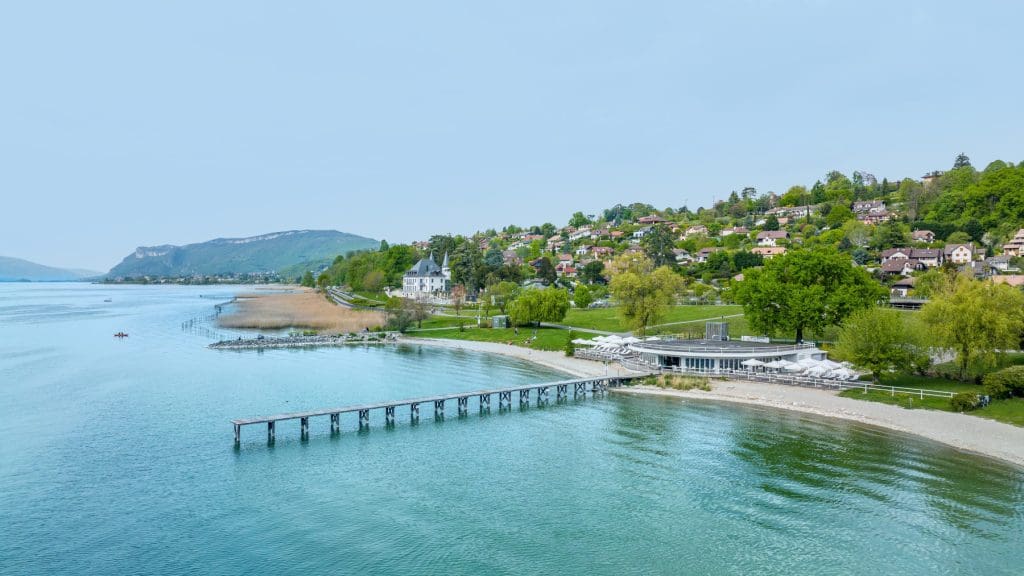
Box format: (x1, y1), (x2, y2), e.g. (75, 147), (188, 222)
(645, 374), (711, 391)
(983, 365), (1024, 399)
(950, 393), (979, 412)
(564, 330), (576, 357)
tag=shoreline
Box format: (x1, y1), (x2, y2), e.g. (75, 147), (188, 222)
(400, 337), (636, 378)
(613, 382), (1024, 469)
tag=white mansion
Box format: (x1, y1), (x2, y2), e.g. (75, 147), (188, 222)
(402, 252), (451, 298)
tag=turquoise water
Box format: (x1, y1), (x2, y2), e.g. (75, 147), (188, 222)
(1, 284), (1023, 575)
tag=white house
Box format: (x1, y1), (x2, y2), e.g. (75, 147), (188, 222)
(944, 243), (976, 265)
(402, 252), (451, 298)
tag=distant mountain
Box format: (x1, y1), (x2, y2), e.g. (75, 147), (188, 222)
(106, 230), (378, 278)
(0, 256), (100, 282)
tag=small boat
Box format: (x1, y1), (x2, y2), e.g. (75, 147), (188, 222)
(103, 298), (112, 303)
(114, 332), (129, 338)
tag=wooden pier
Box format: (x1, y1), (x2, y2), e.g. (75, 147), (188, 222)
(231, 375), (644, 444)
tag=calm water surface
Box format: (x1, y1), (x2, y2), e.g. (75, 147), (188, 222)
(1, 283), (1023, 575)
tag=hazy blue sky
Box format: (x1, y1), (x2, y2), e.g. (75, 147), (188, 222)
(2, 1), (1022, 271)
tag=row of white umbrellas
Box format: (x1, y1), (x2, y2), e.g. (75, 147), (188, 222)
(741, 357), (858, 380)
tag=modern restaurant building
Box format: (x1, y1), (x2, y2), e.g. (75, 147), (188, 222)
(626, 322), (827, 373)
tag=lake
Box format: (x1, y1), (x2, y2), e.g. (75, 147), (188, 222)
(1, 283), (1022, 575)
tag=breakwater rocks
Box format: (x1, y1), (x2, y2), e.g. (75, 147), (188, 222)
(210, 332), (399, 350)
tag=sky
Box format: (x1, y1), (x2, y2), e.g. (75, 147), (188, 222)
(2, 1), (1022, 271)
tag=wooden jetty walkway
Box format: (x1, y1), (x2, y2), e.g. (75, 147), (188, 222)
(231, 375), (646, 443)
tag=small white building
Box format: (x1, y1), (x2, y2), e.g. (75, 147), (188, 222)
(402, 252), (451, 298)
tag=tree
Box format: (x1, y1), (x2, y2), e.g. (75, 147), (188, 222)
(565, 330), (576, 357)
(920, 275), (1024, 380)
(825, 204), (854, 228)
(580, 260), (606, 284)
(536, 257), (557, 285)
(574, 284), (595, 309)
(731, 248), (885, 342)
(778, 185), (807, 207)
(300, 271), (315, 288)
(362, 270), (385, 292)
(483, 281), (519, 315)
(641, 224), (676, 268)
(450, 284), (467, 316)
(953, 153), (972, 169)
(508, 288), (570, 327)
(763, 214), (780, 231)
(609, 266), (683, 335)
(732, 251), (764, 272)
(834, 307), (913, 383)
(568, 211), (591, 228)
(316, 272), (331, 289)
(384, 297), (413, 332)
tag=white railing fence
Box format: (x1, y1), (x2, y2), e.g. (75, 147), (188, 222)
(618, 362), (955, 400)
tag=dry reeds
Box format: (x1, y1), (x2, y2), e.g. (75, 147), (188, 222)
(218, 291), (384, 333)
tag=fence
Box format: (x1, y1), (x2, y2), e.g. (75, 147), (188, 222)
(619, 360), (955, 400)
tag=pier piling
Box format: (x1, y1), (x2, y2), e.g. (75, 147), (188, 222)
(230, 376), (645, 444)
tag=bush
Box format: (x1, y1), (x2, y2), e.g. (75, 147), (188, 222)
(950, 393), (979, 412)
(564, 330), (576, 357)
(644, 374), (711, 391)
(983, 365), (1024, 399)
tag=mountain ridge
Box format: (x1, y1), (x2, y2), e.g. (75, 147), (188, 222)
(107, 229), (379, 278)
(0, 256), (101, 282)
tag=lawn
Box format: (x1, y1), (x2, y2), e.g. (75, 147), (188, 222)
(838, 372), (1024, 427)
(405, 325), (571, 352)
(562, 305), (742, 333)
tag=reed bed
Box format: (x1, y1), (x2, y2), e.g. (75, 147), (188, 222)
(218, 291), (384, 332)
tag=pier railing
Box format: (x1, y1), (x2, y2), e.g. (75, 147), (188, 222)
(621, 362), (956, 400)
(231, 375), (648, 444)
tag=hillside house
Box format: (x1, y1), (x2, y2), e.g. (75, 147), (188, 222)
(756, 231), (789, 247)
(880, 259), (925, 277)
(852, 200), (886, 214)
(636, 215), (668, 225)
(695, 247), (720, 263)
(891, 277), (916, 297)
(912, 230), (935, 243)
(720, 226), (749, 237)
(944, 243), (977, 265)
(1001, 229), (1024, 257)
(857, 210), (893, 225)
(986, 255), (1017, 273)
(673, 248), (692, 264)
(633, 226), (654, 239)
(751, 246), (786, 259)
(684, 225), (709, 239)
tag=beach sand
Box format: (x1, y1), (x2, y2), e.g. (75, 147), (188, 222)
(407, 337), (1024, 468)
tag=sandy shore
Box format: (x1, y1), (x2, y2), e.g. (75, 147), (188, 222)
(402, 337), (636, 378)
(407, 337), (1024, 467)
(614, 381), (1024, 469)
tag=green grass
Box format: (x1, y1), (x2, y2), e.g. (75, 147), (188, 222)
(406, 325), (571, 352)
(838, 372), (1024, 427)
(562, 305), (742, 333)
(414, 315), (478, 329)
(931, 353), (1024, 381)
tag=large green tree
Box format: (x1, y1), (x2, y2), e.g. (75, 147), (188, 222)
(641, 224), (677, 268)
(920, 274), (1024, 380)
(834, 307), (926, 383)
(609, 266), (683, 335)
(508, 288), (570, 327)
(732, 248), (885, 342)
